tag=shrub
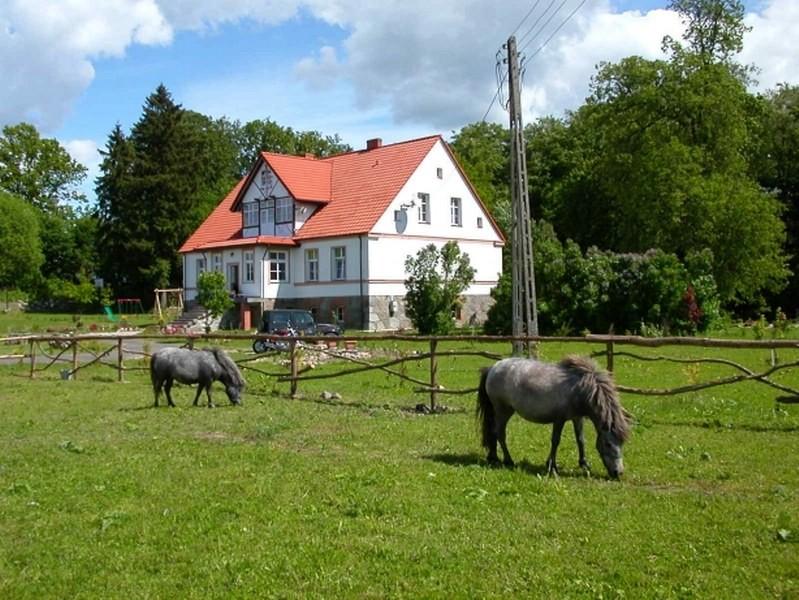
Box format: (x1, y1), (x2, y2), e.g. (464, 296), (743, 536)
(487, 220), (721, 335)
(404, 241), (475, 335)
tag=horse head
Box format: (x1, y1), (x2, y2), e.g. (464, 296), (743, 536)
(209, 348), (245, 406)
(595, 427), (624, 479)
(224, 383), (242, 405)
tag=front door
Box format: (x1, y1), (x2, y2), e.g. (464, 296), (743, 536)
(226, 263), (240, 295)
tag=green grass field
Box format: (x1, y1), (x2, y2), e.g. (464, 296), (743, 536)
(1, 330), (798, 598)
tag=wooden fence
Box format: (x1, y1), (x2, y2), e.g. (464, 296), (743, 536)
(2, 332), (799, 407)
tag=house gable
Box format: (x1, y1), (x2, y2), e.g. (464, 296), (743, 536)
(293, 135), (441, 240)
(370, 138), (504, 243)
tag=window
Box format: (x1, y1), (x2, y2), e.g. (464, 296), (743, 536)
(477, 216), (484, 229)
(276, 197), (292, 223)
(436, 167), (443, 179)
(417, 192), (430, 223)
(305, 248), (319, 282)
(334, 306), (345, 323)
(243, 202), (258, 227)
(332, 246), (346, 280)
(244, 251), (254, 282)
(450, 197), (462, 226)
(212, 254), (222, 272)
(268, 251), (288, 282)
(196, 257), (206, 276)
(261, 198), (275, 228)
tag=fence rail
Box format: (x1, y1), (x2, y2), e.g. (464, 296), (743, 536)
(3, 332), (799, 406)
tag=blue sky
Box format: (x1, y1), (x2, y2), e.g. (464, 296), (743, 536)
(1, 0), (795, 201)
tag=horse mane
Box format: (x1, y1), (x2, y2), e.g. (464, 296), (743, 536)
(559, 355), (630, 441)
(209, 348), (246, 388)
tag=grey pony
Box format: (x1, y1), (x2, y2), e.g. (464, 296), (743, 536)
(150, 347), (245, 408)
(477, 356), (630, 478)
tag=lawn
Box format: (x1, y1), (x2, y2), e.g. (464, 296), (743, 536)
(0, 333), (797, 598)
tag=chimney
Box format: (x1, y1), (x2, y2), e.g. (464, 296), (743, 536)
(366, 138), (382, 151)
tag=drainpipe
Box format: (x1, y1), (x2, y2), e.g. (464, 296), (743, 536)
(359, 235), (366, 330)
(261, 246), (269, 308)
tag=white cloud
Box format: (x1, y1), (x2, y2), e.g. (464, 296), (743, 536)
(63, 138), (101, 201)
(517, 6), (684, 122)
(0, 0), (171, 131)
(742, 0), (799, 91)
(157, 0), (302, 30)
(63, 138), (100, 168)
(0, 0), (797, 138)
(295, 45), (342, 90)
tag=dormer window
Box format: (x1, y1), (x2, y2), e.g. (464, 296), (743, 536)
(243, 202), (258, 227)
(276, 197), (292, 223)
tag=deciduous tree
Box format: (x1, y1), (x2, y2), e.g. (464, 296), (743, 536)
(0, 123), (87, 212)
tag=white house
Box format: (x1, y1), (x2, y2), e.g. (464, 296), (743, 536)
(179, 135), (505, 330)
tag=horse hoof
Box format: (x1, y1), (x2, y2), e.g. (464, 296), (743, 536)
(503, 459), (515, 468)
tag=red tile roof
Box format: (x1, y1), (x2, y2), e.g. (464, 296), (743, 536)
(295, 135), (439, 240)
(180, 134), (503, 252)
(261, 152), (332, 203)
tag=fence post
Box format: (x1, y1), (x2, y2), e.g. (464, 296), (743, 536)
(290, 339), (298, 398)
(117, 337), (124, 382)
(187, 336), (194, 350)
(29, 339), (35, 379)
(72, 340), (78, 380)
(429, 338), (438, 411)
(606, 340), (614, 373)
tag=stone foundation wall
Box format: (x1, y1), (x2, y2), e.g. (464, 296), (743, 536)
(367, 294), (495, 332)
(243, 294), (494, 331)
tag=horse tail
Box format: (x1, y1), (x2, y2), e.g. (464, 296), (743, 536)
(476, 366), (495, 449)
(211, 348), (246, 388)
(561, 355), (630, 441)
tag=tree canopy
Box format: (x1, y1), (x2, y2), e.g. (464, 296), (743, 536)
(0, 191), (43, 291)
(0, 123), (87, 213)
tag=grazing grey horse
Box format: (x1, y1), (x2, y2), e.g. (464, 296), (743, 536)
(150, 347), (245, 408)
(477, 356), (630, 478)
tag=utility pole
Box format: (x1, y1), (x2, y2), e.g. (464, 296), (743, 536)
(507, 35), (538, 355)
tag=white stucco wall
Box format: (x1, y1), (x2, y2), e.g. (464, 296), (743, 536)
(371, 139), (502, 243)
(368, 138), (503, 296)
(183, 247), (263, 302)
(364, 237), (502, 298)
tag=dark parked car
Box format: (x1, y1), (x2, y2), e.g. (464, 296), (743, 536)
(252, 309), (342, 353)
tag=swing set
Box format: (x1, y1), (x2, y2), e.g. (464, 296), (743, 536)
(154, 288), (184, 321)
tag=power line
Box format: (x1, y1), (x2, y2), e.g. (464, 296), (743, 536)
(510, 0), (544, 38)
(481, 0), (588, 123)
(481, 48), (509, 122)
(517, 0), (558, 48)
(481, 70), (508, 122)
(521, 0), (588, 65)
(518, 0), (572, 57)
